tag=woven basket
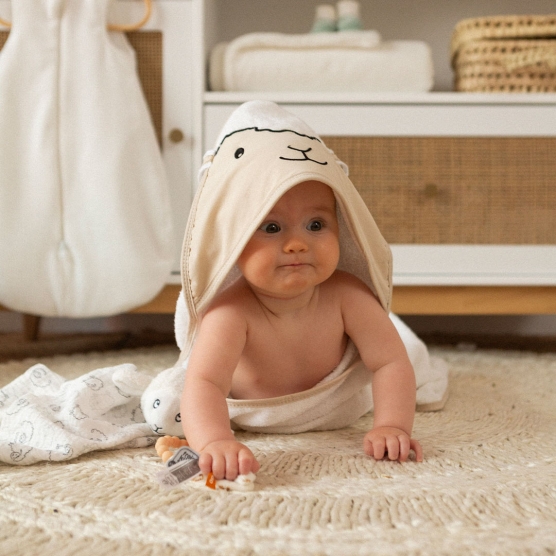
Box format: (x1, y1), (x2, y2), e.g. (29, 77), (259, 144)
(451, 14), (556, 92)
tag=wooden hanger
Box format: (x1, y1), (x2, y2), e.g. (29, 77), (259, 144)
(0, 0), (152, 32)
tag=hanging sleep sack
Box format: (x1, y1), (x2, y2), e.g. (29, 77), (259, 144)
(0, 0), (174, 317)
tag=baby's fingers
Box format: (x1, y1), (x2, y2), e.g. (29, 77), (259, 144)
(199, 450), (236, 480)
(410, 438), (423, 462)
(385, 436), (401, 461)
(364, 430), (423, 463)
(364, 435), (385, 460)
(238, 447), (260, 476)
(198, 451), (214, 476)
(391, 436), (423, 462)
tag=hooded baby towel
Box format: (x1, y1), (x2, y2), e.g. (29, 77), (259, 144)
(174, 100), (448, 433)
(179, 100), (392, 359)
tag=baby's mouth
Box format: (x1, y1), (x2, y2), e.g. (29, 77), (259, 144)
(281, 262), (310, 269)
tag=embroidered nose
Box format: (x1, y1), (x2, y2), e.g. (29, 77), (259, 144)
(279, 146), (328, 165)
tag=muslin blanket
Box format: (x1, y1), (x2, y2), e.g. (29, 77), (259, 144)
(209, 32), (434, 92)
(0, 363), (155, 465)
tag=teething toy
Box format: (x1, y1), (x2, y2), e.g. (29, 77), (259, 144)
(155, 435), (189, 463)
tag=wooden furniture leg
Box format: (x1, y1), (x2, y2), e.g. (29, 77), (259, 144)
(23, 314), (41, 341)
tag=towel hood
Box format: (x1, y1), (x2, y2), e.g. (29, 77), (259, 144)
(179, 100), (392, 356)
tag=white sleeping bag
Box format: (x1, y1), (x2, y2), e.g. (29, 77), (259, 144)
(0, 0), (173, 317)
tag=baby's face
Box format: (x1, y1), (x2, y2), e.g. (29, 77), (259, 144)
(237, 181), (340, 299)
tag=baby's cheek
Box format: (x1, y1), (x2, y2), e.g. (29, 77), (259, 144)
(238, 252), (275, 287)
(318, 239), (340, 267)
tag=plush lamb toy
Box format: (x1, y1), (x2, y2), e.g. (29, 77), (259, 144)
(132, 363), (187, 437)
(113, 291), (189, 438)
(115, 361), (186, 438)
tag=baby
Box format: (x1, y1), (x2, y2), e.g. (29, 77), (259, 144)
(181, 179), (422, 481)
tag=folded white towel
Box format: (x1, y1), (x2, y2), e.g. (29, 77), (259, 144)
(210, 32), (434, 93)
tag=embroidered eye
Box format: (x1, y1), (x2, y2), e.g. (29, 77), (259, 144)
(175, 413), (181, 423)
(261, 222), (281, 234)
(153, 399), (160, 409)
(307, 220), (323, 231)
(234, 148), (245, 159)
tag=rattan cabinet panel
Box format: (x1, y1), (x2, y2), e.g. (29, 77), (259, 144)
(324, 136), (556, 245)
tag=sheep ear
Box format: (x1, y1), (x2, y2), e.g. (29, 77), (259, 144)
(112, 365), (153, 397)
(327, 148), (349, 176)
(337, 159), (349, 176)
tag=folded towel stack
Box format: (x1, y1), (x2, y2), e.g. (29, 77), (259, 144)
(209, 31), (434, 93)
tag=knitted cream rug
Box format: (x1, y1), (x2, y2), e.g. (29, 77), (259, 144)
(1, 345), (555, 556)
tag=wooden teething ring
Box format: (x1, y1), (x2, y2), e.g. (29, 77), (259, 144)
(155, 436), (190, 463)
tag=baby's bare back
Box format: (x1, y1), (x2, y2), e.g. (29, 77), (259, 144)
(229, 274), (349, 399)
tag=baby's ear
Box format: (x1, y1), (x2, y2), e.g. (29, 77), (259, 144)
(112, 365), (153, 397)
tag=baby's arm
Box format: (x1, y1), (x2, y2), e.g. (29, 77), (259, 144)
(181, 300), (260, 480)
(340, 274), (423, 462)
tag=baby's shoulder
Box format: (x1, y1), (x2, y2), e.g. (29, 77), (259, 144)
(325, 270), (378, 304)
(326, 269), (369, 291)
(203, 278), (253, 316)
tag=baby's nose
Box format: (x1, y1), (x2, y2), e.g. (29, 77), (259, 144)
(283, 233), (308, 253)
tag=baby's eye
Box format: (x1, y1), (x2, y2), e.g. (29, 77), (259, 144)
(260, 222), (281, 234)
(307, 220), (323, 232)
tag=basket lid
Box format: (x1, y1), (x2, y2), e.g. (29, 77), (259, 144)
(451, 14), (556, 59)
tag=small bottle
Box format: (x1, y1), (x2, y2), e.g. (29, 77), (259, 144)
(337, 0), (363, 31)
(311, 4), (337, 33)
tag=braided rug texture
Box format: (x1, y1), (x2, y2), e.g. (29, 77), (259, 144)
(1, 345), (555, 556)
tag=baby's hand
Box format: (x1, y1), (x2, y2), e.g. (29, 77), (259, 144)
(364, 426), (423, 462)
(198, 439), (260, 481)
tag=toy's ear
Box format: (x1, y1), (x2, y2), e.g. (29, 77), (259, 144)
(112, 365), (154, 397)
